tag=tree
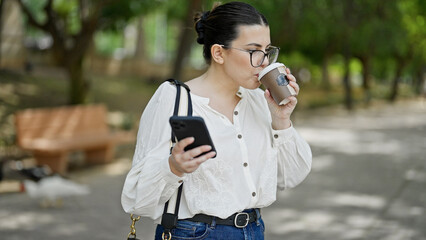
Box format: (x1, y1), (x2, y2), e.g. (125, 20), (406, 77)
(256, 0), (353, 108)
(16, 0), (160, 104)
(258, 0), (425, 108)
(0, 0), (4, 68)
(351, 0), (384, 104)
(292, 0), (341, 90)
(396, 0), (426, 97)
(382, 0), (411, 102)
(171, 0), (202, 80)
(133, 16), (145, 59)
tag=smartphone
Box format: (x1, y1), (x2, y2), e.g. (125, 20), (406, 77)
(169, 116), (216, 158)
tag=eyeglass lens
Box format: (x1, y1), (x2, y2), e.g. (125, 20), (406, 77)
(251, 48), (279, 67)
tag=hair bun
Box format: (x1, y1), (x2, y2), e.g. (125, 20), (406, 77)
(195, 11), (210, 45)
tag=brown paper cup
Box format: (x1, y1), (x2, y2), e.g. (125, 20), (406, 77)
(258, 62), (296, 105)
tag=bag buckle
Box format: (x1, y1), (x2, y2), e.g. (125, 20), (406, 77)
(234, 212), (249, 228)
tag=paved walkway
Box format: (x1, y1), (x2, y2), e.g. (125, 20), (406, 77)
(0, 100), (425, 240)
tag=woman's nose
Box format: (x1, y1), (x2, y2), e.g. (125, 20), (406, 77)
(260, 55), (269, 68)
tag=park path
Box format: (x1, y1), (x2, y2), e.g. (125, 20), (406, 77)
(0, 99), (425, 240)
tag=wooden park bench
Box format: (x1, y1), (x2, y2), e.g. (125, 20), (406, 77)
(14, 104), (135, 174)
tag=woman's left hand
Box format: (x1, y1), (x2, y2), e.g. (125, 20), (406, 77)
(264, 67), (299, 130)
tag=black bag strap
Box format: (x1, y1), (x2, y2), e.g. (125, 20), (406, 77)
(161, 79), (192, 240)
(167, 78), (192, 116)
(166, 78), (193, 145)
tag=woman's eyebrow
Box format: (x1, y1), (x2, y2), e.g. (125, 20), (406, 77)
(245, 43), (262, 47)
(245, 43), (272, 48)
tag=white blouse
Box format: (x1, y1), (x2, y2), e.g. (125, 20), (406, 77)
(121, 81), (312, 223)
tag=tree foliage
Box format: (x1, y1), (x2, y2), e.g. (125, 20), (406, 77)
(17, 0), (164, 104)
(17, 0), (425, 107)
(251, 0), (425, 106)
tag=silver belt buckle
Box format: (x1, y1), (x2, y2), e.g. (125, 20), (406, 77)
(234, 212), (250, 228)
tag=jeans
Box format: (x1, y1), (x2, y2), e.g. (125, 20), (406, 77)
(154, 209), (265, 240)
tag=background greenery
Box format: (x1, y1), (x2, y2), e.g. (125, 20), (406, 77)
(0, 0), (425, 157)
(7, 0), (424, 104)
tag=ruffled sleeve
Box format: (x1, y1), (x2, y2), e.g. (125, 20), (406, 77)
(272, 123), (312, 190)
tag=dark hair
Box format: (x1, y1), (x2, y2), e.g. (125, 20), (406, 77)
(194, 1), (269, 64)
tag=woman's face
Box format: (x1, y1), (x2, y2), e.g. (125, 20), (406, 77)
(223, 24), (271, 90)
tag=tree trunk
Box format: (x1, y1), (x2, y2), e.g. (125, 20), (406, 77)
(413, 65), (425, 95)
(389, 58), (405, 102)
(343, 53), (353, 110)
(67, 57), (87, 105)
(65, 31), (94, 105)
(171, 0), (201, 80)
(49, 31), (90, 105)
(0, 0), (4, 68)
(420, 66), (426, 96)
(342, 0), (354, 110)
(134, 16), (145, 59)
(360, 56), (371, 104)
(321, 54), (331, 90)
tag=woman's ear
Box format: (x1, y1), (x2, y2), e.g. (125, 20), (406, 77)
(211, 44), (225, 64)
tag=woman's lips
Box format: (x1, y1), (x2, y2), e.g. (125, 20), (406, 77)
(255, 74), (262, 83)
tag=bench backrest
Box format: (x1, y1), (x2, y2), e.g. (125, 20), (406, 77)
(15, 104), (109, 147)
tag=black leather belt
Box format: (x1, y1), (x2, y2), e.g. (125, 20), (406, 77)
(185, 209), (259, 228)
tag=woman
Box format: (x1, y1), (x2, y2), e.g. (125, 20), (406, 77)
(122, 2), (312, 239)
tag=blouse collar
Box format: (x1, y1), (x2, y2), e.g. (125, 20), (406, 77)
(190, 87), (245, 105)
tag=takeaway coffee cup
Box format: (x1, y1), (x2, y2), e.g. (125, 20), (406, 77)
(258, 62), (296, 105)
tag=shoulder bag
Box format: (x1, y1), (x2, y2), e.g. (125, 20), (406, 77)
(126, 79), (192, 240)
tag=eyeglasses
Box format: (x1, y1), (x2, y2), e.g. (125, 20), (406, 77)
(220, 45), (280, 68)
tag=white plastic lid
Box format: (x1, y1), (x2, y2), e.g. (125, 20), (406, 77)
(258, 62), (286, 81)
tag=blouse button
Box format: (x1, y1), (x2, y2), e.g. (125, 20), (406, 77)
(237, 134), (242, 139)
(252, 192), (256, 197)
(243, 162), (248, 167)
(234, 111), (238, 115)
(274, 134), (279, 139)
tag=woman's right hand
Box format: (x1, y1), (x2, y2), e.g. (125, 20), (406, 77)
(169, 137), (216, 177)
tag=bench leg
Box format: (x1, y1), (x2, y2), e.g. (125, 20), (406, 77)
(85, 145), (115, 165)
(33, 151), (68, 175)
